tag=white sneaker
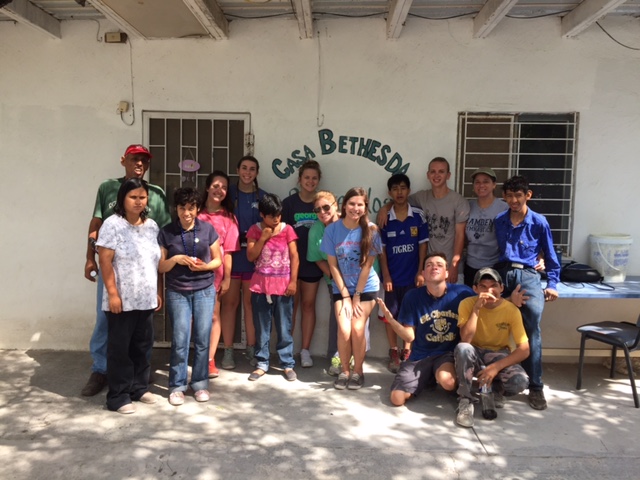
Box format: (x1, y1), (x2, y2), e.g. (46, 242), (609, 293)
(456, 398), (474, 428)
(300, 349), (313, 368)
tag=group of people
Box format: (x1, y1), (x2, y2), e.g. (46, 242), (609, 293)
(82, 145), (561, 427)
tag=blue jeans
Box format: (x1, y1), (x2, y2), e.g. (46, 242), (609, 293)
(89, 273), (108, 375)
(503, 268), (545, 391)
(251, 293), (295, 371)
(166, 285), (215, 393)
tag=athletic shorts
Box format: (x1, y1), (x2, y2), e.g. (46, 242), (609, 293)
(299, 275), (323, 284)
(390, 352), (454, 396)
(332, 292), (378, 303)
(231, 271), (253, 281)
(378, 285), (415, 323)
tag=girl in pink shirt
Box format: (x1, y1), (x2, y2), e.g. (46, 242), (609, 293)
(245, 193), (299, 382)
(198, 171), (240, 378)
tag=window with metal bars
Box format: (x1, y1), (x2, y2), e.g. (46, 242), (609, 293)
(143, 111), (252, 213)
(142, 111), (252, 346)
(456, 112), (578, 255)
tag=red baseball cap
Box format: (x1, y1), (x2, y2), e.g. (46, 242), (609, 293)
(124, 144), (152, 158)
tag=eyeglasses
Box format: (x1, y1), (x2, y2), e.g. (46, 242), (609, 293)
(313, 202), (335, 214)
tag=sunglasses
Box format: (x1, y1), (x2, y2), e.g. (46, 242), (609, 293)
(313, 202), (335, 214)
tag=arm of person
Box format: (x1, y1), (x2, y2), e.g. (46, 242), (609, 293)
(156, 273), (164, 312)
(98, 247), (121, 314)
(477, 341), (530, 387)
(448, 221), (466, 280)
(315, 259), (331, 279)
(351, 254), (376, 318)
(190, 239), (223, 272)
(246, 227), (272, 262)
(219, 252), (233, 296)
(286, 240), (299, 296)
(376, 298), (415, 344)
(415, 241), (427, 287)
(379, 249), (393, 293)
(327, 254), (352, 320)
(158, 246), (196, 273)
(459, 295), (493, 343)
(375, 202), (392, 228)
(84, 217), (103, 281)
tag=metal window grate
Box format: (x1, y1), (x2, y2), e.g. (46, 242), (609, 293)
(142, 111), (252, 347)
(456, 112), (578, 255)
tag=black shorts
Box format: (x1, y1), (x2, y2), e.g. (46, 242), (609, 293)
(299, 275), (323, 284)
(390, 352), (454, 396)
(332, 292), (378, 303)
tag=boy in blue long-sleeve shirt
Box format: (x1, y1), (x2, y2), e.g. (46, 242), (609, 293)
(494, 175), (560, 411)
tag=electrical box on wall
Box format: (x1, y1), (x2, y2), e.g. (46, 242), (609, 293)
(105, 32), (128, 44)
(117, 101), (130, 114)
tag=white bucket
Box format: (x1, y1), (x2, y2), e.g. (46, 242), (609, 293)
(588, 234), (633, 282)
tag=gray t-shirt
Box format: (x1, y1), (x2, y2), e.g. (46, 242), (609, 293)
(409, 189), (469, 262)
(465, 198), (508, 269)
(97, 215), (161, 312)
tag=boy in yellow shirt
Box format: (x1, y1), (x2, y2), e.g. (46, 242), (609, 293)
(454, 268), (530, 428)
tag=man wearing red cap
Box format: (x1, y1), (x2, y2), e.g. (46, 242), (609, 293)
(82, 145), (171, 396)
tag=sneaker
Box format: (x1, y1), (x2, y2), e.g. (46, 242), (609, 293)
(169, 391), (185, 406)
(347, 373), (364, 390)
(248, 369), (266, 381)
(138, 391), (157, 404)
(528, 390), (548, 410)
(246, 345), (258, 367)
(284, 368), (297, 382)
(116, 403), (136, 414)
(334, 372), (349, 390)
(494, 391), (505, 409)
(328, 356), (342, 377)
(221, 348), (236, 370)
(401, 349), (411, 362)
(456, 398), (474, 428)
(194, 389), (210, 402)
(81, 372), (107, 397)
(388, 349), (400, 373)
(300, 349), (313, 368)
(208, 359), (219, 378)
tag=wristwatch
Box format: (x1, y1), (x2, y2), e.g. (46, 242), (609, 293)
(354, 291), (362, 297)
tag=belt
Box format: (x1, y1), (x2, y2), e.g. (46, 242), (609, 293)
(495, 261), (529, 270)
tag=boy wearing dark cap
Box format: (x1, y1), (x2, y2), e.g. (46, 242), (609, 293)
(454, 268), (530, 428)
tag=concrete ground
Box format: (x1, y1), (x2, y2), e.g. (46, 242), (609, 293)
(1, 349), (639, 480)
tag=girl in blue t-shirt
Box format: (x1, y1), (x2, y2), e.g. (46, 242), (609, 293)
(321, 187), (382, 391)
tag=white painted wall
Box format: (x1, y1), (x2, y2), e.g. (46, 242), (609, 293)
(1, 16), (639, 355)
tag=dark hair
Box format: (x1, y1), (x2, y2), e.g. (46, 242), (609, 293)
(258, 193), (283, 217)
(174, 187), (201, 208)
(299, 159), (322, 180)
(428, 157), (450, 173)
(114, 177), (149, 221)
(387, 173), (410, 190)
(423, 251), (448, 269)
(200, 170), (234, 218)
(502, 175), (530, 194)
(237, 155), (260, 193)
(341, 187), (375, 267)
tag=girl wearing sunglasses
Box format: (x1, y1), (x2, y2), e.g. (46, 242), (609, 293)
(307, 191), (342, 375)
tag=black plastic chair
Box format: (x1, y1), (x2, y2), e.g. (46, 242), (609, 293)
(576, 315), (640, 408)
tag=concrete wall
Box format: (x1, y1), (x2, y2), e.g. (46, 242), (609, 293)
(1, 16), (639, 354)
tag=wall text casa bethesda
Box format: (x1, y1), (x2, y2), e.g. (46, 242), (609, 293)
(272, 129), (411, 179)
